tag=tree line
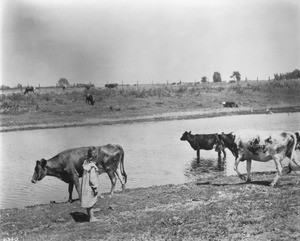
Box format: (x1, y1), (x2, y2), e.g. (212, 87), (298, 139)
(274, 69), (300, 81)
(201, 69), (300, 83)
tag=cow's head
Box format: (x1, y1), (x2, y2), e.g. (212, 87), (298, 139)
(218, 132), (238, 158)
(31, 159), (47, 183)
(87, 146), (98, 163)
(180, 131), (191, 141)
(214, 134), (225, 152)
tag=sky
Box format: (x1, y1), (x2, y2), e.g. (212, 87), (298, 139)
(1, 0), (300, 87)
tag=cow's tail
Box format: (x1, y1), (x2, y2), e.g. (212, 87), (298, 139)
(119, 146), (127, 184)
(290, 133), (300, 168)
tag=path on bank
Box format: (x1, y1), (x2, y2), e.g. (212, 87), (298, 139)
(1, 106), (300, 132)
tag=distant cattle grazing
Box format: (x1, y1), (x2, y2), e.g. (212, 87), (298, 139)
(24, 86), (34, 94)
(105, 83), (118, 89)
(180, 131), (225, 169)
(222, 101), (238, 108)
(218, 130), (297, 186)
(31, 144), (127, 202)
(86, 94), (95, 105)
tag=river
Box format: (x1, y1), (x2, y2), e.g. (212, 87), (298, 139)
(0, 112), (299, 209)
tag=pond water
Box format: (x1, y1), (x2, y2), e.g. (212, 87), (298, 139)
(0, 112), (299, 209)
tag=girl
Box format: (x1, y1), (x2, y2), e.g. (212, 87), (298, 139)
(81, 148), (100, 222)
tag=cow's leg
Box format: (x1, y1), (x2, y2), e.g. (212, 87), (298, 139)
(71, 171), (81, 201)
(107, 170), (117, 196)
(222, 149), (226, 162)
(246, 159), (252, 183)
(197, 150), (200, 163)
(217, 151), (222, 170)
(115, 168), (126, 193)
(234, 156), (246, 181)
(68, 183), (74, 202)
(271, 155), (283, 187)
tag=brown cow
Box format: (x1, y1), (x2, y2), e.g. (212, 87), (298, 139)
(31, 144), (127, 202)
(86, 94), (95, 105)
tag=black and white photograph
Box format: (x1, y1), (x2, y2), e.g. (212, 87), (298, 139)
(1, 0), (300, 240)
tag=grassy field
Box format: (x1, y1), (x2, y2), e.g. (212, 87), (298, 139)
(1, 79), (300, 130)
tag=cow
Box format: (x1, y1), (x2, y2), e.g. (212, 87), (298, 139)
(31, 144), (127, 202)
(24, 86), (34, 94)
(105, 83), (118, 89)
(180, 131), (225, 169)
(284, 131), (300, 174)
(86, 94), (95, 105)
(295, 132), (300, 150)
(218, 130), (297, 186)
(222, 101), (238, 108)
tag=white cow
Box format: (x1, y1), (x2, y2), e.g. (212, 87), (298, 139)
(226, 130), (297, 186)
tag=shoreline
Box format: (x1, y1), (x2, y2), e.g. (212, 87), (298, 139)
(1, 172), (299, 240)
(1, 105), (300, 133)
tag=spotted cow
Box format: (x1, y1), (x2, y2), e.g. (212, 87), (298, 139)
(218, 130), (297, 186)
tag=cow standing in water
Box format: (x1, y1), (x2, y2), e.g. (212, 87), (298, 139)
(180, 131), (225, 169)
(218, 130), (297, 186)
(31, 144), (127, 202)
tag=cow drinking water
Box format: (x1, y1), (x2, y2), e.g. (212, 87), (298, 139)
(180, 131), (225, 169)
(31, 144), (127, 202)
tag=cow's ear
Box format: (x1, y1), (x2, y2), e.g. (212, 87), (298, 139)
(36, 160), (40, 165)
(189, 131), (191, 134)
(41, 159), (47, 169)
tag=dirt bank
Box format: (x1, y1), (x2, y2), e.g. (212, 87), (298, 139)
(1, 105), (300, 132)
(1, 170), (299, 241)
(1, 79), (300, 132)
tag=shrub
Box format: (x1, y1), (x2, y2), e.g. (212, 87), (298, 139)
(213, 72), (222, 82)
(176, 85), (188, 94)
(228, 83), (243, 94)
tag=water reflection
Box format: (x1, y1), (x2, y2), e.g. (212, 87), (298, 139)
(184, 157), (224, 181)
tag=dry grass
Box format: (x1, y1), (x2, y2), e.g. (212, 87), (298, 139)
(1, 79), (300, 128)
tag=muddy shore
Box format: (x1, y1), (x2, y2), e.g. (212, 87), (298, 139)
(1, 105), (300, 132)
(1, 170), (299, 241)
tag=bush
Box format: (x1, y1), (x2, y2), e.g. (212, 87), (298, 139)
(228, 83), (243, 94)
(213, 72), (222, 82)
(176, 85), (188, 94)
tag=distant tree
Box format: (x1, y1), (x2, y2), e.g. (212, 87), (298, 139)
(230, 71), (241, 81)
(0, 85), (10, 90)
(291, 69), (300, 79)
(213, 72), (222, 82)
(201, 76), (207, 83)
(57, 78), (70, 87)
